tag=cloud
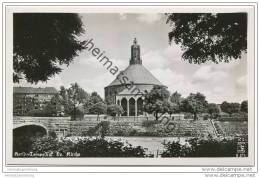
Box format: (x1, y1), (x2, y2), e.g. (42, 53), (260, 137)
(151, 68), (197, 97)
(142, 50), (171, 70)
(193, 65), (227, 83)
(136, 14), (162, 24)
(213, 86), (224, 94)
(236, 75), (247, 89)
(162, 45), (183, 60)
(119, 13), (127, 20)
(79, 73), (115, 98)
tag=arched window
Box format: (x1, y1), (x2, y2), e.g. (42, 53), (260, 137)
(129, 98), (135, 116)
(137, 97), (143, 116)
(121, 98), (127, 116)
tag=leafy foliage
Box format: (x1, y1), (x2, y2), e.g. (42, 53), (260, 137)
(207, 103), (220, 119)
(161, 137), (243, 157)
(141, 120), (160, 127)
(58, 83), (89, 119)
(85, 121), (110, 138)
(70, 107), (84, 120)
(107, 104), (124, 117)
(163, 101), (179, 117)
(85, 92), (107, 120)
(14, 13), (86, 83)
(220, 101), (241, 116)
(160, 141), (191, 157)
(15, 136), (148, 157)
(180, 92), (208, 120)
(166, 13), (247, 64)
(240, 100), (248, 113)
(170, 91), (182, 103)
(72, 138), (147, 157)
(143, 86), (170, 120)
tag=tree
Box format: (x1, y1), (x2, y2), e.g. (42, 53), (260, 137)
(241, 100), (248, 113)
(166, 13), (247, 64)
(207, 103), (220, 119)
(164, 101), (179, 118)
(13, 13), (86, 83)
(170, 91), (183, 113)
(170, 91), (182, 104)
(86, 92), (107, 120)
(58, 86), (72, 116)
(44, 94), (63, 116)
(88, 102), (107, 120)
(220, 101), (241, 116)
(89, 92), (103, 104)
(180, 92), (208, 120)
(107, 104), (124, 119)
(143, 86), (170, 120)
(65, 83), (89, 119)
(85, 92), (104, 113)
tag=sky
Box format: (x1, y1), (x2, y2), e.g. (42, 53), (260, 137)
(15, 13), (248, 104)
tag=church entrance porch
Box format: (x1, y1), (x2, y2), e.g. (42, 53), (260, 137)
(116, 96), (144, 117)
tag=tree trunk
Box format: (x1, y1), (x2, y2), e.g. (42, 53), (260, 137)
(194, 113), (197, 120)
(154, 112), (158, 121)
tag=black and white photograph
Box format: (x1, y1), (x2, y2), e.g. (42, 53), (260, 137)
(2, 2), (257, 171)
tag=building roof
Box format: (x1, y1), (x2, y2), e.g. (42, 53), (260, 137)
(14, 87), (58, 94)
(118, 84), (154, 95)
(107, 64), (163, 87)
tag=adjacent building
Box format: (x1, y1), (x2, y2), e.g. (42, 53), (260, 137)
(13, 87), (58, 115)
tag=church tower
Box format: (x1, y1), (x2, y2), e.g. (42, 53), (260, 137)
(105, 38), (164, 116)
(130, 38), (142, 65)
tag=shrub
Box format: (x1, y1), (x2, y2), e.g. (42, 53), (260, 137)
(107, 104), (124, 117)
(84, 121), (110, 138)
(188, 138), (238, 157)
(14, 136), (150, 157)
(31, 136), (74, 157)
(141, 120), (160, 127)
(70, 108), (84, 120)
(72, 138), (147, 157)
(113, 130), (125, 136)
(161, 141), (190, 157)
(129, 129), (138, 136)
(100, 121), (110, 138)
(183, 112), (193, 119)
(203, 113), (210, 120)
(48, 131), (57, 138)
(161, 137), (243, 157)
(27, 109), (46, 117)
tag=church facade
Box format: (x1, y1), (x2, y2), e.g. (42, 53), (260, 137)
(105, 38), (164, 116)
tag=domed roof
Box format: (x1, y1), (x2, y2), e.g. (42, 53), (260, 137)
(107, 64), (163, 87)
(106, 38), (163, 87)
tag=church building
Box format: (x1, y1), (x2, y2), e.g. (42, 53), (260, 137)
(105, 38), (165, 116)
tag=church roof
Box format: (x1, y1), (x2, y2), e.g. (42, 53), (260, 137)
(118, 84), (154, 95)
(107, 64), (163, 87)
(106, 38), (164, 88)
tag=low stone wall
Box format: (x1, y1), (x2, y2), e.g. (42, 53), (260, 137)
(67, 119), (217, 137)
(14, 116), (247, 137)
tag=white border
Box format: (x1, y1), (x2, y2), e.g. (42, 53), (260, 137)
(1, 2), (257, 171)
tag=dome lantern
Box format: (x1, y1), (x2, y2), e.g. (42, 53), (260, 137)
(130, 38), (142, 65)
